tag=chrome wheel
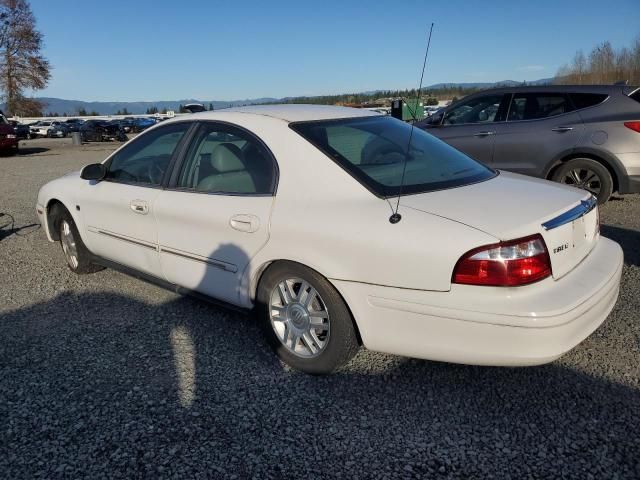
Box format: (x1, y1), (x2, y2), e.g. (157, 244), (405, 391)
(560, 168), (602, 196)
(60, 220), (79, 269)
(269, 278), (330, 358)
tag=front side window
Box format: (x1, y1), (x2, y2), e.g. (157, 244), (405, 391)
(176, 123), (276, 194)
(507, 93), (573, 121)
(443, 95), (504, 125)
(106, 122), (190, 186)
(291, 116), (496, 197)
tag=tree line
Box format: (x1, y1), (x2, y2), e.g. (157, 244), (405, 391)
(556, 35), (640, 85)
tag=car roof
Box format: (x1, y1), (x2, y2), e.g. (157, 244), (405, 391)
(185, 104), (381, 123)
(467, 84), (635, 95)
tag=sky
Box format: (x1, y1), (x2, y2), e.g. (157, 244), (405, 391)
(29, 0), (640, 102)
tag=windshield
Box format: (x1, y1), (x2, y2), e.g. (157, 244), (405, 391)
(290, 116), (496, 197)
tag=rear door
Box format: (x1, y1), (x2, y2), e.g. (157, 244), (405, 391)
(425, 93), (508, 165)
(491, 92), (584, 176)
(154, 121), (277, 305)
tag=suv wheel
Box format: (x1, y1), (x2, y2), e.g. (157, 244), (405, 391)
(552, 158), (613, 204)
(256, 262), (360, 374)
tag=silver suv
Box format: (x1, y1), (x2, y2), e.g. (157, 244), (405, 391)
(418, 85), (640, 203)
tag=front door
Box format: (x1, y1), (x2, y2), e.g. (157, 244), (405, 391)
(80, 121), (192, 277)
(491, 92), (585, 177)
(426, 93), (508, 165)
(154, 122), (278, 305)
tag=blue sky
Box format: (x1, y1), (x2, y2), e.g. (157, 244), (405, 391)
(30, 0), (639, 102)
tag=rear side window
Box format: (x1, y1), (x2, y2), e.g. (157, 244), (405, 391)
(570, 93), (608, 110)
(177, 123), (276, 195)
(507, 93), (573, 121)
(629, 89), (640, 103)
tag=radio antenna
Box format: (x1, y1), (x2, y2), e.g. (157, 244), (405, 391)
(389, 22), (434, 224)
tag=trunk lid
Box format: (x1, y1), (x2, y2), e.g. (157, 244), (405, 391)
(399, 171), (600, 279)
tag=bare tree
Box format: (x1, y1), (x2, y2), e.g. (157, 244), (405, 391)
(555, 35), (640, 85)
(0, 0), (50, 116)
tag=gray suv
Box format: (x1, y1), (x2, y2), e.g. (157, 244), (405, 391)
(418, 85), (640, 203)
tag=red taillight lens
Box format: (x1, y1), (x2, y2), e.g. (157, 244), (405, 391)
(624, 121), (640, 133)
(453, 234), (552, 287)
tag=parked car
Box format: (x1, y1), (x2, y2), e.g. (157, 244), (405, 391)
(79, 120), (127, 142)
(9, 120), (32, 139)
(417, 85), (640, 203)
(47, 123), (69, 138)
(0, 111), (19, 154)
(63, 118), (84, 132)
(36, 105), (623, 374)
(30, 120), (65, 138)
(131, 117), (156, 133)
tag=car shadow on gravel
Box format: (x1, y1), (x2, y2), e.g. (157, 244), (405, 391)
(1, 290), (638, 478)
(601, 225), (640, 266)
(16, 146), (50, 156)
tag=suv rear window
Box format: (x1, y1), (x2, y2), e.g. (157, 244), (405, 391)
(570, 93), (608, 109)
(290, 116), (496, 197)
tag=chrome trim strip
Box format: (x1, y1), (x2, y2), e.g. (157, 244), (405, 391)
(159, 246), (238, 273)
(97, 229), (158, 250)
(541, 196), (597, 231)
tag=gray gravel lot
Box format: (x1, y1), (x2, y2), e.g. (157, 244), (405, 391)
(1, 137), (639, 479)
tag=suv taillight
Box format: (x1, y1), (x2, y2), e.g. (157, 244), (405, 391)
(453, 234), (551, 287)
(624, 121), (640, 133)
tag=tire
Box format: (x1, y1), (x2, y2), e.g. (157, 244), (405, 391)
(256, 261), (360, 374)
(56, 209), (104, 274)
(552, 158), (613, 204)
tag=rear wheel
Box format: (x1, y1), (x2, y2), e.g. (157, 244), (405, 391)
(552, 158), (613, 204)
(57, 210), (104, 274)
(256, 262), (359, 374)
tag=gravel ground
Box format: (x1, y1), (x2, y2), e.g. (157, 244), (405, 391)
(1, 138), (639, 479)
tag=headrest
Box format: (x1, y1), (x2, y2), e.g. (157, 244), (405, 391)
(211, 143), (244, 172)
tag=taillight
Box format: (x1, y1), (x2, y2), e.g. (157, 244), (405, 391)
(453, 234), (551, 287)
(624, 121), (640, 133)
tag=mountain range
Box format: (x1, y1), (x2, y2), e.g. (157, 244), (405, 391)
(17, 78), (554, 115)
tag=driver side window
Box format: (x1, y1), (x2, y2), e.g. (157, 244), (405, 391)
(106, 122), (191, 186)
(443, 95), (504, 125)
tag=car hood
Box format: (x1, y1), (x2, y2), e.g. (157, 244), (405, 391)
(399, 171), (597, 279)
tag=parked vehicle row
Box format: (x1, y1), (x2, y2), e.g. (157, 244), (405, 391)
(417, 85), (640, 204)
(37, 105), (623, 375)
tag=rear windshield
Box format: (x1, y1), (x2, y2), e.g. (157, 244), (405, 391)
(290, 116), (496, 197)
(630, 89), (640, 103)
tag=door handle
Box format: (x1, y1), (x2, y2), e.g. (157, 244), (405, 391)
(551, 126), (574, 132)
(473, 131), (496, 137)
(130, 199), (149, 215)
(230, 214), (260, 233)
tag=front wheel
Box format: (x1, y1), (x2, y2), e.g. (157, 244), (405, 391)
(552, 158), (613, 204)
(256, 262), (360, 374)
(58, 211), (104, 274)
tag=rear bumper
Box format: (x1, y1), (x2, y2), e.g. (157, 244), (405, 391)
(0, 137), (18, 149)
(619, 174), (640, 194)
(332, 237), (623, 366)
(615, 152), (640, 194)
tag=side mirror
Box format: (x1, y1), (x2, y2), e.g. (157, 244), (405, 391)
(80, 163), (107, 181)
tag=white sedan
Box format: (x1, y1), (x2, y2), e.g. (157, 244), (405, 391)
(36, 105), (623, 374)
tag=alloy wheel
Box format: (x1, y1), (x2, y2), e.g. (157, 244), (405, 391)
(560, 168), (602, 197)
(60, 220), (79, 269)
(269, 278), (330, 358)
